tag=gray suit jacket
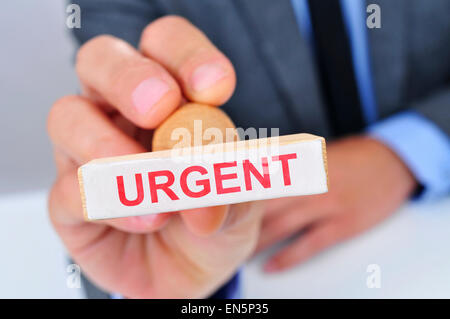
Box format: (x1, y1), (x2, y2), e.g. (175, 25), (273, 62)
(71, 0), (450, 298)
(73, 0), (450, 138)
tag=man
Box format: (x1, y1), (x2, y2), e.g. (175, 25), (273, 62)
(47, 0), (450, 298)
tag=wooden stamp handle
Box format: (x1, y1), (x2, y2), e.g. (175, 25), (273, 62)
(152, 103), (239, 151)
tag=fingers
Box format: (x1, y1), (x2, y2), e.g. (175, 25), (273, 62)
(255, 207), (321, 254)
(51, 16), (239, 237)
(48, 95), (146, 164)
(140, 16), (236, 105)
(48, 96), (171, 232)
(138, 16), (236, 236)
(49, 170), (87, 226)
(180, 205), (229, 236)
(52, 147), (77, 175)
(263, 218), (349, 272)
(262, 196), (311, 219)
(76, 35), (182, 129)
(75, 16), (236, 128)
(106, 213), (172, 234)
(179, 200), (262, 237)
(255, 196), (331, 253)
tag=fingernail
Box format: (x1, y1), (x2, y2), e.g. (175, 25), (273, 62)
(190, 63), (227, 91)
(263, 260), (279, 273)
(132, 77), (170, 114)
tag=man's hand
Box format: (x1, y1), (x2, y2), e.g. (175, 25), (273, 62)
(256, 136), (417, 272)
(47, 16), (261, 298)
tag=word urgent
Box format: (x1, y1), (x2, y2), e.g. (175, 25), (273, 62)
(117, 153), (297, 206)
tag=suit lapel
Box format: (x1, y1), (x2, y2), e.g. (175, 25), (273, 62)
(233, 0), (330, 136)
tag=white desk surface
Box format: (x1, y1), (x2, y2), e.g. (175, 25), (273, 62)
(1, 190), (449, 298)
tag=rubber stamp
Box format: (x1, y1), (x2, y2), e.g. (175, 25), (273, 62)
(78, 104), (328, 220)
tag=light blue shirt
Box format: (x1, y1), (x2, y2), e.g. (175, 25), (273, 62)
(291, 0), (450, 200)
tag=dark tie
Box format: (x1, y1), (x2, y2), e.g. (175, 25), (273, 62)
(307, 0), (365, 136)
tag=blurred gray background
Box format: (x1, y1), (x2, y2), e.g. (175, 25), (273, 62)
(0, 0), (82, 298)
(1, 0), (78, 194)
